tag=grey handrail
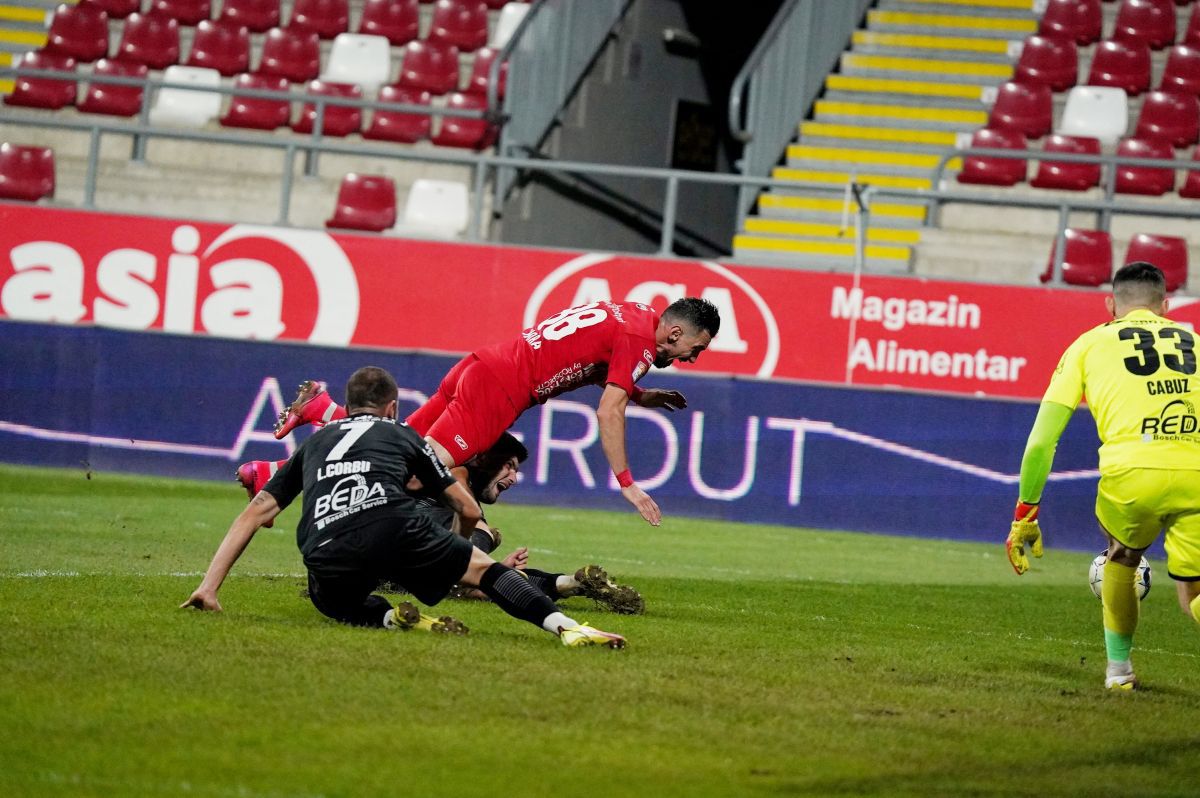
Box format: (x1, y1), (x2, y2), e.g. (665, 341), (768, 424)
(485, 0), (542, 118)
(727, 0), (799, 145)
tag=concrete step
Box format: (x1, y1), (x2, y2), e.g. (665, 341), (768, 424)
(866, 9), (1038, 39)
(851, 30), (1017, 59)
(824, 74), (990, 106)
(839, 52), (1014, 85)
(756, 193), (928, 227)
(732, 233), (914, 272)
(741, 217), (923, 246)
(800, 121), (964, 150)
(786, 144), (961, 174)
(772, 165), (935, 191)
(877, 0), (1039, 17)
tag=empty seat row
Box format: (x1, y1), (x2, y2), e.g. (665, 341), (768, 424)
(327, 174), (469, 236)
(1041, 228), (1189, 290)
(1040, 0), (1199, 50)
(1016, 35), (1200, 96)
(81, 0), (521, 25)
(0, 143), (55, 202)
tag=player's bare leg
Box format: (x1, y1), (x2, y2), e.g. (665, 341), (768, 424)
(274, 380), (346, 439)
(1177, 579), (1200, 624)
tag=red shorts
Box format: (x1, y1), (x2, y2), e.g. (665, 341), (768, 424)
(405, 354), (522, 466)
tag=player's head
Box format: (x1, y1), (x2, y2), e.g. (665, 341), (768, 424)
(656, 298), (721, 368)
(345, 366), (399, 416)
(1109, 261), (1168, 317)
(465, 432), (528, 504)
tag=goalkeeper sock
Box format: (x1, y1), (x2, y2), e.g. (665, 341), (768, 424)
(1101, 559), (1139, 662)
(1190, 592), (1200, 626)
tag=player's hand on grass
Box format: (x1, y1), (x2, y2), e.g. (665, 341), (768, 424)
(180, 588), (223, 612)
(637, 389), (687, 412)
(1006, 501), (1044, 575)
(622, 484), (661, 526)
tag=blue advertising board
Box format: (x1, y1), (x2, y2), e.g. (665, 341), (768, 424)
(0, 320), (1118, 552)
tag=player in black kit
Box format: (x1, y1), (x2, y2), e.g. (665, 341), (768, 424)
(182, 366), (626, 648)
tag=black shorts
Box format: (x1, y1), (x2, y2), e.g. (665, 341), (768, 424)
(303, 514), (473, 606)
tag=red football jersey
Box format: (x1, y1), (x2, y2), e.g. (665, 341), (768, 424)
(476, 300), (659, 408)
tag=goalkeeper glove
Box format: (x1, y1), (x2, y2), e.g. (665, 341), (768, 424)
(1006, 501), (1043, 575)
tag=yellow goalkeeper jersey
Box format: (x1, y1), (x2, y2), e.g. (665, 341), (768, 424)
(1043, 308), (1200, 474)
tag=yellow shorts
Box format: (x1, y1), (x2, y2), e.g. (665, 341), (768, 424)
(1096, 467), (1200, 581)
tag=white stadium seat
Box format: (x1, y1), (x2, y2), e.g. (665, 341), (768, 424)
(148, 65), (223, 128)
(396, 178), (470, 238)
(320, 33), (392, 92)
(1056, 85), (1129, 145)
(489, 3), (528, 49)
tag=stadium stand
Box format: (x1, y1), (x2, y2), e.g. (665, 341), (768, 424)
(1181, 145), (1200, 196)
(255, 25), (321, 83)
(1112, 0), (1177, 50)
(1015, 34), (1079, 91)
(76, 57), (148, 116)
(150, 0), (215, 27)
(1038, 0), (1103, 46)
(219, 71), (293, 129)
(1085, 38), (1152, 95)
(362, 84), (432, 143)
(80, 0), (140, 20)
(290, 79), (363, 136)
(185, 19), (252, 76)
(0, 142), (55, 201)
(115, 11), (182, 71)
(147, 64), (223, 127)
(1126, 232), (1189, 289)
(1134, 89), (1200, 146)
(1057, 85), (1129, 143)
(1160, 43), (1200, 94)
(1030, 134), (1103, 190)
(326, 172), (397, 231)
(1113, 135), (1177, 194)
(396, 176), (469, 237)
(428, 0), (489, 53)
(288, 0), (350, 40)
(430, 90), (493, 149)
(357, 0), (419, 46)
(1040, 228), (1114, 286)
(219, 0), (281, 33)
(319, 32), (391, 91)
(43, 3), (109, 62)
(988, 80), (1053, 138)
(955, 126), (1027, 186)
(397, 39), (460, 94)
(3, 49), (77, 109)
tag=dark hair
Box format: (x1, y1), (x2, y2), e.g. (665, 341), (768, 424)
(345, 366), (398, 411)
(663, 297), (721, 337)
(1113, 261), (1166, 306)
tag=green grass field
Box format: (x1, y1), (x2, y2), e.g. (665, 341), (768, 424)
(1, 463), (1197, 798)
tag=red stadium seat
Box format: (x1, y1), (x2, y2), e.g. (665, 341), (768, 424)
(116, 12), (182, 70)
(326, 173), (397, 231)
(1135, 90), (1200, 147)
(1041, 228), (1113, 285)
(432, 91), (495, 149)
(77, 58), (149, 116)
(1086, 38), (1152, 95)
(288, 0), (349, 40)
(1038, 0), (1103, 46)
(1180, 145), (1200, 197)
(1014, 35), (1078, 92)
(150, 0), (213, 26)
(956, 127), (1028, 186)
(291, 80), (363, 136)
(256, 26), (321, 83)
(987, 80), (1052, 139)
(220, 72), (292, 129)
(357, 0), (419, 46)
(185, 19), (251, 76)
(218, 0), (280, 33)
(44, 3), (110, 63)
(397, 40), (461, 95)
(80, 0), (140, 19)
(362, 84), (432, 142)
(483, 0), (509, 8)
(1030, 134), (1103, 190)
(1187, 4), (1200, 48)
(3, 51), (78, 110)
(1112, 0), (1177, 50)
(428, 0), (489, 52)
(1114, 136), (1176, 194)
(464, 46), (507, 98)
(1126, 233), (1188, 290)
(1160, 45), (1200, 96)
(0, 144), (55, 202)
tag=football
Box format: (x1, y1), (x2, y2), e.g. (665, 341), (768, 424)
(1088, 552), (1152, 601)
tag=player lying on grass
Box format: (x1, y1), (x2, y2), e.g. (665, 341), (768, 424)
(182, 366), (627, 648)
(237, 431), (645, 615)
(1007, 261), (1200, 690)
(273, 297), (720, 527)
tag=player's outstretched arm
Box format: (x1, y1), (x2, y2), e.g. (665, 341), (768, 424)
(181, 491), (281, 611)
(634, 388), (687, 412)
(597, 384), (662, 526)
(1006, 401), (1073, 575)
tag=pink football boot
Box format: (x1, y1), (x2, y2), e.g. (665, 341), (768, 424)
(235, 459), (283, 528)
(273, 380), (345, 440)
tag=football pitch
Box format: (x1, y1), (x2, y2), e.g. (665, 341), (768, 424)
(1, 463), (1197, 798)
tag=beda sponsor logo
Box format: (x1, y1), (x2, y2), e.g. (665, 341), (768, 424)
(314, 475), (386, 528)
(522, 253), (780, 377)
(1, 223), (359, 345)
(1142, 399), (1200, 438)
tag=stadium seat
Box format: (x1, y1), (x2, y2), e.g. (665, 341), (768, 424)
(397, 40), (461, 95)
(1112, 0), (1177, 50)
(955, 127), (1028, 186)
(288, 0), (349, 40)
(79, 0), (140, 19)
(464, 46), (508, 98)
(1031, 134), (1103, 190)
(1135, 90), (1200, 147)
(218, 0), (280, 33)
(362, 84), (432, 142)
(320, 33), (392, 92)
(291, 80), (363, 136)
(1013, 34), (1078, 92)
(219, 72), (292, 129)
(431, 91), (495, 149)
(483, 0), (510, 8)
(1160, 45), (1200, 96)
(398, 177), (469, 237)
(150, 0), (213, 26)
(326, 173), (397, 232)
(3, 51), (78, 110)
(1180, 145), (1200, 196)
(44, 3), (110, 63)
(1125, 234), (1188, 291)
(987, 81), (1052, 139)
(0, 144), (55, 202)
(1038, 0), (1103, 46)
(256, 26), (321, 83)
(357, 0), (419, 46)
(1187, 4), (1200, 48)
(1040, 228), (1113, 285)
(428, 0), (489, 52)
(116, 11), (182, 70)
(490, 1), (528, 48)
(148, 65), (222, 127)
(1114, 136), (1176, 194)
(185, 19), (251, 76)
(77, 58), (149, 116)
(1058, 85), (1129, 144)
(1087, 39), (1152, 96)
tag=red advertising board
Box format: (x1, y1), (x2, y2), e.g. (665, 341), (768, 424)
(4, 204), (1196, 399)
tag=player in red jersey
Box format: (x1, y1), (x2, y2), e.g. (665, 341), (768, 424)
(273, 297), (720, 526)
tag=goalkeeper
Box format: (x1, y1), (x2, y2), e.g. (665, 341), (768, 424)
(1007, 261), (1200, 690)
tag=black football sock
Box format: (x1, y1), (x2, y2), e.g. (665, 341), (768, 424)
(522, 568), (564, 600)
(477, 562), (562, 629)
